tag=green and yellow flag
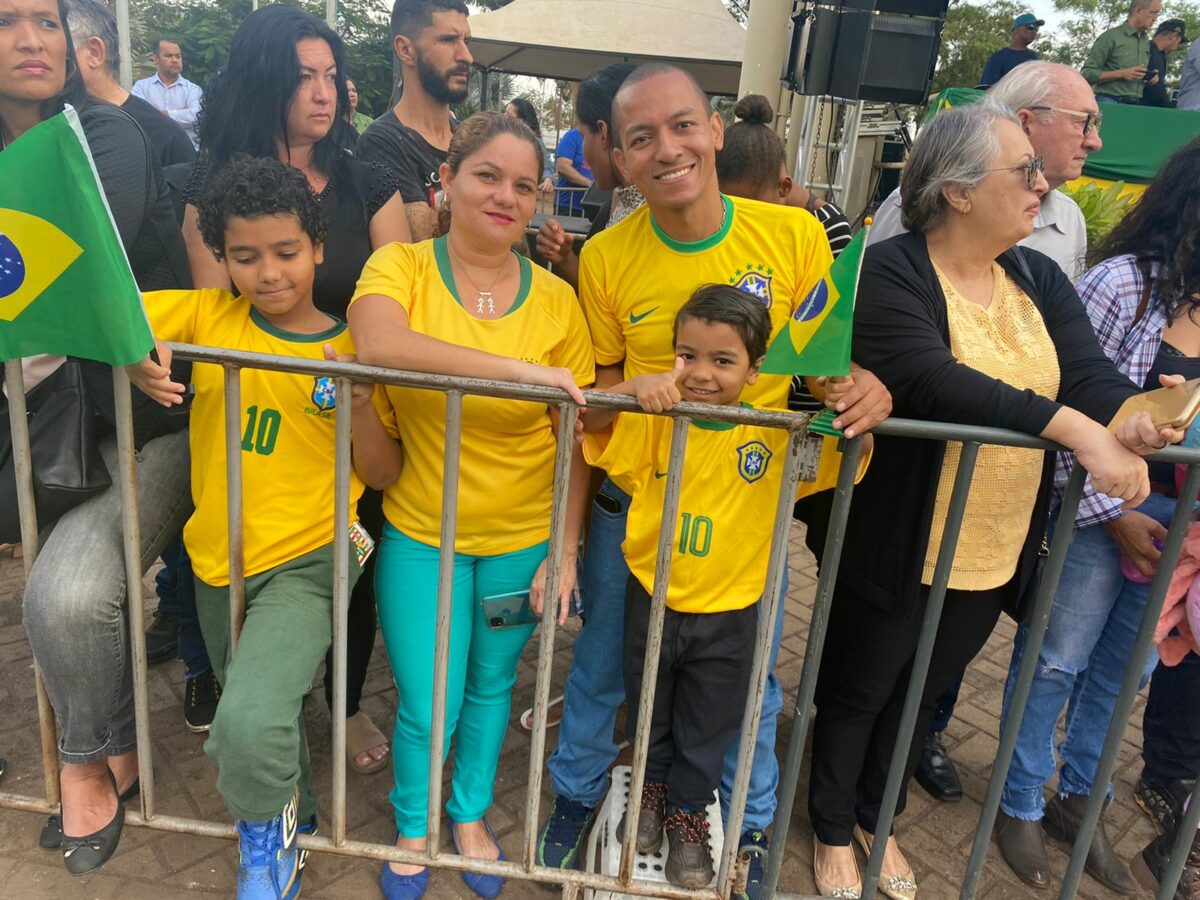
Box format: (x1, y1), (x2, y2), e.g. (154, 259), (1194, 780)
(760, 225), (867, 377)
(0, 106), (152, 366)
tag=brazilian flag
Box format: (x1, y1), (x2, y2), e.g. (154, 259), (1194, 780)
(760, 226), (867, 377)
(0, 106), (152, 367)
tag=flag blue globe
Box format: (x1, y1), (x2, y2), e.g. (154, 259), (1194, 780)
(0, 235), (26, 299)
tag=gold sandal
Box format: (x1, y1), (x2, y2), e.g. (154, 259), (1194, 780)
(813, 838), (862, 898)
(346, 710), (389, 775)
(852, 825), (917, 900)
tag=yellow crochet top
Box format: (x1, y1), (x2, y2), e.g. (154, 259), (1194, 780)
(923, 263), (1061, 591)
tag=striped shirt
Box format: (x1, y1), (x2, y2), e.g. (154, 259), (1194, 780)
(1055, 253), (1167, 527)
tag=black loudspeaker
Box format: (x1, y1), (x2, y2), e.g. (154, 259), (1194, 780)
(789, 5), (945, 104)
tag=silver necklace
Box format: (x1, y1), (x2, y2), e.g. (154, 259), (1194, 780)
(454, 255), (508, 316)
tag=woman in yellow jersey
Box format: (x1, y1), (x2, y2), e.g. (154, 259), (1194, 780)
(348, 112), (595, 900)
(805, 101), (1184, 899)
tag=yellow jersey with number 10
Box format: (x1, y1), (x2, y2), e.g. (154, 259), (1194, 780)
(579, 194), (833, 409)
(583, 408), (868, 614)
(143, 289), (390, 587)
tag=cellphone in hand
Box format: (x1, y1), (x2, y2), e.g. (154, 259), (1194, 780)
(1109, 376), (1200, 432)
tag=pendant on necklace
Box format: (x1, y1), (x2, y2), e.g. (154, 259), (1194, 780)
(477, 292), (495, 315)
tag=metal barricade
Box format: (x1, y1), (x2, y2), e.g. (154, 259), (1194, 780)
(4, 349), (1200, 899)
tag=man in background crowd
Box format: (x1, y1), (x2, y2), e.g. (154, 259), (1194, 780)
(356, 0), (471, 241)
(1141, 18), (1189, 106)
(980, 13), (1043, 88)
(131, 37), (203, 148)
(553, 125), (593, 216)
(1178, 32), (1200, 107)
(1083, 0), (1162, 104)
(68, 0), (195, 167)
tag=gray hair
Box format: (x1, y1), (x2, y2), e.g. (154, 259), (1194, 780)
(66, 0), (120, 78)
(990, 61), (1088, 125)
(1130, 0), (1155, 13)
(900, 100), (1021, 233)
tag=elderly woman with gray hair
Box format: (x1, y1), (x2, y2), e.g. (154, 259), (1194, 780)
(805, 100), (1184, 898)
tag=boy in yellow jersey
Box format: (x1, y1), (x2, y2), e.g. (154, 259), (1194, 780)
(580, 285), (863, 888)
(538, 63), (890, 889)
(126, 157), (402, 900)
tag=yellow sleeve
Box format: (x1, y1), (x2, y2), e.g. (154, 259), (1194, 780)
(142, 288), (225, 345)
(581, 411), (652, 492)
(549, 282), (597, 387)
(349, 242), (418, 317)
(787, 213), (835, 320)
(794, 434), (873, 500)
(371, 384), (399, 440)
(578, 241), (625, 367)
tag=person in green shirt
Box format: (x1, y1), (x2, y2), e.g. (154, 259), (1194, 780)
(1083, 0), (1162, 103)
(347, 77), (373, 134)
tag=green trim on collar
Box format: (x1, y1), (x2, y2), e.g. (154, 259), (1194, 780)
(649, 194), (734, 253)
(433, 234), (532, 317)
(693, 401), (752, 430)
(250, 307), (345, 342)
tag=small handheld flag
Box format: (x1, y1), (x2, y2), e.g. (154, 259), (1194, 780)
(760, 224), (868, 378)
(0, 106), (153, 367)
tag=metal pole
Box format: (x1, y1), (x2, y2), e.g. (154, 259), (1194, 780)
(223, 366), (246, 653)
(426, 390), (463, 860)
(861, 442), (981, 898)
(619, 416), (689, 885)
(762, 435), (865, 898)
(960, 463), (1087, 897)
(330, 377), (352, 846)
(115, 0), (132, 89)
(716, 428), (812, 897)
(112, 368), (156, 820)
(1059, 462), (1200, 898)
(3, 360), (60, 809)
(522, 402), (578, 869)
(326, 0), (335, 27)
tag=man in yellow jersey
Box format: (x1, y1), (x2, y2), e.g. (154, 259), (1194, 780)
(538, 63), (892, 894)
(127, 157), (401, 900)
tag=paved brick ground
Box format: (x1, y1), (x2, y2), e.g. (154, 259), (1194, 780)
(0, 528), (1159, 898)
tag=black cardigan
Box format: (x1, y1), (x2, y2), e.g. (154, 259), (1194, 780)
(838, 231), (1140, 617)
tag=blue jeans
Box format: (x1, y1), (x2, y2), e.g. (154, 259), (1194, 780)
(999, 492), (1173, 819)
(155, 535), (210, 679)
(548, 478), (787, 833)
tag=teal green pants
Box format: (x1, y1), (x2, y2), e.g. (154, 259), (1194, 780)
(376, 523), (544, 837)
(195, 543), (360, 823)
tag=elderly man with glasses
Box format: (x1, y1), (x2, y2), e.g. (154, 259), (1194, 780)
(980, 13), (1044, 88)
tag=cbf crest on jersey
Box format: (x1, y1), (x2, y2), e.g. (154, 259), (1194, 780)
(729, 262), (774, 308)
(312, 376), (337, 411)
(737, 440), (773, 484)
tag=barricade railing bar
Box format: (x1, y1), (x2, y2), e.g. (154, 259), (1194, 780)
(4, 346), (1200, 900)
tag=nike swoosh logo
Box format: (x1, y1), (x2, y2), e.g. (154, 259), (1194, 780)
(630, 306), (659, 325)
(654, 471), (668, 479)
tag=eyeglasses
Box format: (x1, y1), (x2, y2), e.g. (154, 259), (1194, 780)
(1027, 105), (1104, 136)
(988, 155), (1045, 189)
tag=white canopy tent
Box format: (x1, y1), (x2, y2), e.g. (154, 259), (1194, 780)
(466, 0), (748, 95)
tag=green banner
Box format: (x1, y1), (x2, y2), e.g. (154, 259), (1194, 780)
(0, 107), (152, 367)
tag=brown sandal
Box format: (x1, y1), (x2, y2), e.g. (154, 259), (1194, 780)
(346, 710), (389, 775)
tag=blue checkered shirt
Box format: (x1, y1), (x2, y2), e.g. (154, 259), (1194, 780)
(1055, 254), (1166, 527)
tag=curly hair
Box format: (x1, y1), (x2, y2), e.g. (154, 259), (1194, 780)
(195, 155), (326, 260)
(1088, 135), (1200, 322)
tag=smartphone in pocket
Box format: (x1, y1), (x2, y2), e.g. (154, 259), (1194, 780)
(482, 590), (539, 630)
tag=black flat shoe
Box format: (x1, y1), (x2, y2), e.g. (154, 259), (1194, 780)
(42, 775), (139, 850)
(59, 771), (133, 874)
(914, 731), (963, 802)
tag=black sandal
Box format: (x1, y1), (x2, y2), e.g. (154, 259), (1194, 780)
(59, 770), (127, 875)
(42, 775), (139, 850)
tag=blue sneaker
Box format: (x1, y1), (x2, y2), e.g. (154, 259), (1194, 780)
(236, 795), (301, 899)
(452, 818), (505, 898)
(734, 829), (769, 900)
(296, 815), (317, 874)
(536, 796), (597, 869)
